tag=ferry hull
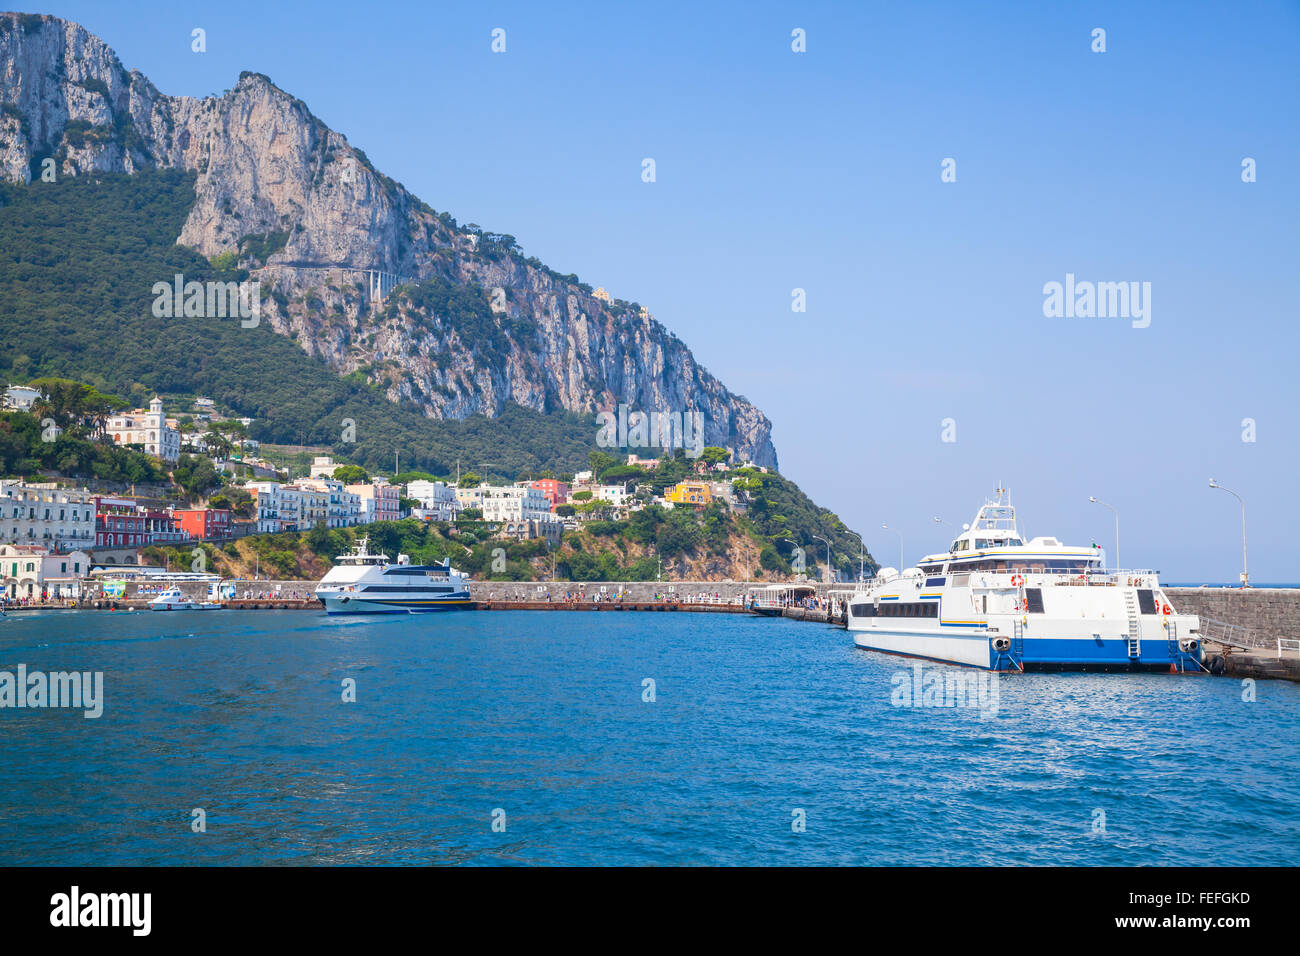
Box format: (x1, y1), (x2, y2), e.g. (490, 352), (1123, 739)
(851, 629), (1204, 673)
(320, 595), (473, 615)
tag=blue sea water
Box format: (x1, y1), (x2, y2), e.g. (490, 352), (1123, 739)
(0, 609), (1296, 866)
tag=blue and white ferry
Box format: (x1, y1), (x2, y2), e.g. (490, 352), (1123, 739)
(846, 491), (1204, 672)
(314, 536), (472, 614)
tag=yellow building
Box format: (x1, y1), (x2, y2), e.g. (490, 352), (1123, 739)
(665, 481), (712, 507)
(593, 287), (613, 303)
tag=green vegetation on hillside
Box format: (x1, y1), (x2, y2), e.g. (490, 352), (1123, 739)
(0, 170), (595, 481)
(0, 408), (166, 483)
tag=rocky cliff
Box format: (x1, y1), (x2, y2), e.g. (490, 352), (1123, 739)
(0, 13), (778, 467)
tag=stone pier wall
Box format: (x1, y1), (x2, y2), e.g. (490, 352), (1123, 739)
(1167, 588), (1300, 650)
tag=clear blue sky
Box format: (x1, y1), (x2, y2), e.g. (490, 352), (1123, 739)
(36, 0), (1300, 581)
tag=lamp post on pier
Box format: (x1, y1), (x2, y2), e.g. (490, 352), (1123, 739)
(1088, 497), (1119, 572)
(1208, 479), (1249, 588)
(812, 535), (831, 584)
(844, 530), (866, 582)
(881, 524), (903, 570)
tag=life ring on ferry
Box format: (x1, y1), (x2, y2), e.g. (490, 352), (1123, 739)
(1010, 574), (1024, 587)
(1162, 604), (1171, 616)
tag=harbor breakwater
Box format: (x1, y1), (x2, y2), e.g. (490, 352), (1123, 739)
(54, 578), (1300, 681)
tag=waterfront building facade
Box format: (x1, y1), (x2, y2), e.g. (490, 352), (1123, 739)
(1, 544), (92, 601)
(0, 481), (96, 550)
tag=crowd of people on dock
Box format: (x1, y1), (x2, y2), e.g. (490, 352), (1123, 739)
(482, 587), (740, 606)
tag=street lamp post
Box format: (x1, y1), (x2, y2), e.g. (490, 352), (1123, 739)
(1209, 479), (1249, 588)
(881, 524), (903, 570)
(812, 535), (831, 584)
(780, 538), (804, 581)
(1088, 497), (1119, 572)
(844, 530), (866, 582)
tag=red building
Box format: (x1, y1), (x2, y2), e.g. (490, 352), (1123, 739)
(172, 508), (233, 540)
(529, 479), (571, 511)
(95, 497), (187, 547)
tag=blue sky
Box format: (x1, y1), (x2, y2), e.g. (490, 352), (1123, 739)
(36, 0), (1300, 580)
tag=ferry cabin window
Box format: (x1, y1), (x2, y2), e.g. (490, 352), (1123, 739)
(925, 576), (946, 587)
(877, 603), (938, 618)
(1024, 588), (1045, 613)
(363, 585), (456, 593)
(851, 603), (875, 617)
(1137, 589), (1157, 615)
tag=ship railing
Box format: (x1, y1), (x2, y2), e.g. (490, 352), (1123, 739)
(1196, 616), (1268, 651)
(953, 568), (1160, 585)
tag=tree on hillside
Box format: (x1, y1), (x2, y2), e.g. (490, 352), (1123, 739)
(332, 464), (368, 483)
(589, 450), (618, 477)
(700, 446), (731, 467)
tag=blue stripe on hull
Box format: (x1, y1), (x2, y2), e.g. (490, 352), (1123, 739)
(323, 598), (472, 615)
(1013, 637), (1199, 667)
(854, 630), (1202, 673)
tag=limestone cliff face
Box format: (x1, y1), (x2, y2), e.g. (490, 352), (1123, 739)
(0, 13), (779, 468)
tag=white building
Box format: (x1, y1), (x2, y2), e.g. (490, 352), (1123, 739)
(108, 397), (180, 463)
(479, 485), (556, 524)
(592, 484), (633, 507)
(0, 544), (92, 601)
(246, 482), (287, 533)
(2, 385), (40, 412)
(406, 480), (457, 521)
(0, 480), (96, 551)
(309, 455), (340, 479)
(292, 483), (329, 530)
(296, 478), (361, 528)
(454, 485), (486, 512)
(280, 486), (302, 531)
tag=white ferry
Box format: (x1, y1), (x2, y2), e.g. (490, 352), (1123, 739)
(846, 491), (1204, 672)
(314, 536), (472, 614)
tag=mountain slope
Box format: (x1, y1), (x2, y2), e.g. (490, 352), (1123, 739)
(0, 13), (777, 467)
(0, 168), (598, 479)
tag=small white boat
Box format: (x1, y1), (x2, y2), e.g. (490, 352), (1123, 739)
(147, 585), (220, 611)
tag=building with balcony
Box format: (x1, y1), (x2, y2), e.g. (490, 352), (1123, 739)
(0, 481), (96, 550)
(406, 480), (457, 521)
(94, 497), (186, 548)
(246, 482), (288, 533)
(479, 485), (557, 526)
(346, 480), (400, 524)
(296, 478), (362, 528)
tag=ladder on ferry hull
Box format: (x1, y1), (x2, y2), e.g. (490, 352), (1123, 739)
(1123, 590), (1142, 661)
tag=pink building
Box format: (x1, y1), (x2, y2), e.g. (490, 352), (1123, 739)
(346, 480), (401, 524)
